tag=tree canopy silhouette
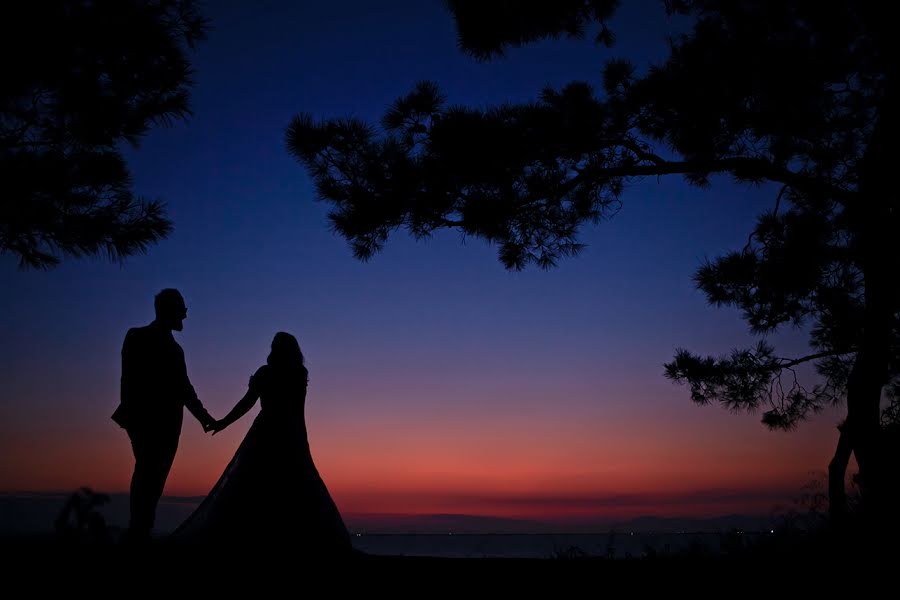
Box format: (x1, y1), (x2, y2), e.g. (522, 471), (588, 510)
(287, 0), (898, 525)
(1, 0), (208, 269)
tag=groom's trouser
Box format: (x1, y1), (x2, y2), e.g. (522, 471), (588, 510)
(127, 425), (180, 537)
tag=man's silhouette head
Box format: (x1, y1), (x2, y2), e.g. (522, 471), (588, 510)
(155, 288), (187, 331)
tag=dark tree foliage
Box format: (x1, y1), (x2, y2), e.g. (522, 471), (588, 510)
(1, 0), (208, 269)
(448, 0), (619, 60)
(287, 1), (899, 523)
(287, 80), (629, 270)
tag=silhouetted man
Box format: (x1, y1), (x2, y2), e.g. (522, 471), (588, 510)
(112, 288), (215, 542)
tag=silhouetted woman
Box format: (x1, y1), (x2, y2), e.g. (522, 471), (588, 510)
(172, 332), (351, 554)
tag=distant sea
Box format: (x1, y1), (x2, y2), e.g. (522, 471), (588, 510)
(350, 532), (763, 558)
(1, 492), (779, 558)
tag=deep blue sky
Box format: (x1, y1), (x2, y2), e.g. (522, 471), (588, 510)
(0, 1), (841, 524)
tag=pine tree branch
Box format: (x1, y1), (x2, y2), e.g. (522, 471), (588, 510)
(776, 349), (857, 369)
(579, 155), (853, 201)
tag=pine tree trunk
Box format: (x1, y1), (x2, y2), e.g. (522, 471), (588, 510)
(840, 71), (897, 527)
(828, 422), (852, 525)
(844, 335), (887, 523)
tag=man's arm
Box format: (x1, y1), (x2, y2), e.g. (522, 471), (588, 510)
(184, 381), (215, 431)
(112, 329), (138, 428)
(120, 329), (139, 401)
(175, 346), (215, 430)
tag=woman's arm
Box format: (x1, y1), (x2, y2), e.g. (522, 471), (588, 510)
(211, 387), (259, 434)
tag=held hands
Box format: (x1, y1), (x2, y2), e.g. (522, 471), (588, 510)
(206, 419), (227, 436)
(202, 416), (226, 435)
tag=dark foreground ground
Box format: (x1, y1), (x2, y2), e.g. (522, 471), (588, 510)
(1, 531), (895, 594)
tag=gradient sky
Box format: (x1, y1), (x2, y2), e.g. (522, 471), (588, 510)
(0, 1), (846, 527)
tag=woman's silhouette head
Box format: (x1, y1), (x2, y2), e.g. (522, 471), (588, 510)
(268, 332), (305, 370)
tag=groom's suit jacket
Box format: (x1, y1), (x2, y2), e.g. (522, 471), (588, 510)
(112, 322), (211, 434)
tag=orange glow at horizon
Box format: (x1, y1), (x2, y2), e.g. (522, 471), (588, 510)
(0, 385), (845, 522)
